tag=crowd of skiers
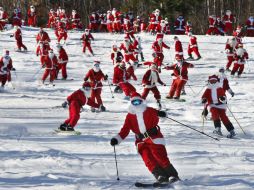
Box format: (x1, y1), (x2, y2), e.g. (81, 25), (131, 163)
(0, 5), (252, 185)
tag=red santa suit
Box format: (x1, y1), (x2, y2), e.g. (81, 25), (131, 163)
(225, 38), (237, 70)
(0, 8), (8, 30)
(185, 21), (192, 35)
(126, 63), (137, 81)
(89, 12), (99, 31)
(12, 9), (22, 27)
(174, 36), (183, 59)
(218, 69), (234, 97)
(152, 36), (170, 68)
(56, 26), (68, 43)
(111, 45), (124, 65)
(187, 34), (201, 59)
(36, 43), (50, 66)
(112, 9), (121, 32)
(63, 82), (100, 128)
(202, 75), (234, 134)
(231, 45), (249, 77)
(233, 26), (244, 43)
(111, 92), (179, 181)
(106, 11), (114, 33)
(113, 62), (136, 97)
(133, 17), (141, 33)
(119, 38), (138, 63)
(13, 27), (27, 51)
(0, 52), (13, 87)
(174, 16), (186, 35)
(41, 52), (58, 83)
(56, 45), (68, 79)
(156, 20), (167, 34)
(36, 29), (51, 49)
(71, 10), (82, 29)
(165, 58), (194, 99)
(84, 62), (107, 108)
(206, 15), (219, 35)
(222, 10), (235, 35)
(99, 14), (107, 32)
(27, 6), (37, 26)
(245, 16), (254, 37)
(47, 10), (56, 28)
(149, 10), (162, 33)
(80, 30), (94, 55)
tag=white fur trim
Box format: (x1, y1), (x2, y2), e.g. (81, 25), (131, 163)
(130, 96), (143, 101)
(211, 87), (218, 104)
(114, 134), (123, 145)
(151, 138), (165, 145)
(136, 112), (146, 134)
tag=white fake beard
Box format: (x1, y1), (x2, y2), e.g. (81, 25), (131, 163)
(31, 8), (35, 13)
(49, 53), (54, 59)
(236, 48), (244, 57)
(84, 89), (91, 98)
(93, 67), (100, 72)
(128, 101), (147, 114)
(3, 56), (10, 64)
(208, 82), (220, 88)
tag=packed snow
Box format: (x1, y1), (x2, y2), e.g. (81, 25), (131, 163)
(0, 27), (254, 190)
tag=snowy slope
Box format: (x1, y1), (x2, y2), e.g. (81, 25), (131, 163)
(0, 27), (254, 190)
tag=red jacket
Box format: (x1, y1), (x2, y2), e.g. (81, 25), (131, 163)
(58, 48), (68, 63)
(189, 36), (198, 48)
(152, 41), (170, 54)
(126, 65), (137, 81)
(116, 107), (165, 145)
(81, 33), (94, 43)
(0, 11), (8, 20)
(14, 28), (22, 41)
(36, 45), (50, 57)
(223, 14), (234, 24)
(113, 66), (130, 84)
(84, 69), (105, 89)
(233, 48), (248, 64)
(0, 56), (13, 75)
(119, 42), (136, 55)
(165, 61), (194, 81)
(44, 55), (58, 69)
(36, 31), (51, 44)
(208, 16), (216, 27)
(174, 40), (183, 55)
(142, 69), (164, 88)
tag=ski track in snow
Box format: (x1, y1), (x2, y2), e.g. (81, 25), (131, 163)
(0, 27), (254, 190)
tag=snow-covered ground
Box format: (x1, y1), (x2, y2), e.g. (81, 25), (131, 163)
(0, 27), (254, 190)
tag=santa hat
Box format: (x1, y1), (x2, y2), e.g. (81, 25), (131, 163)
(82, 81), (91, 88)
(4, 50), (9, 55)
(150, 63), (157, 70)
(93, 60), (100, 66)
(156, 33), (164, 40)
(130, 92), (143, 101)
(208, 75), (219, 82)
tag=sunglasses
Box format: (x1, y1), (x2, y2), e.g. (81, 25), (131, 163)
(131, 99), (143, 106)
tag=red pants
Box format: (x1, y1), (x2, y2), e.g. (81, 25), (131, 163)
(168, 79), (186, 98)
(137, 142), (170, 172)
(231, 63), (244, 76)
(58, 33), (67, 42)
(91, 88), (103, 105)
(224, 23), (233, 35)
(28, 15), (37, 26)
(113, 22), (121, 32)
(0, 21), (6, 30)
(124, 53), (137, 63)
(226, 56), (234, 69)
(119, 82), (136, 96)
(155, 53), (164, 67)
(142, 87), (161, 100)
(17, 39), (27, 50)
(64, 101), (81, 127)
(210, 107), (230, 126)
(42, 69), (56, 82)
(40, 56), (47, 66)
(82, 42), (93, 54)
(188, 47), (201, 58)
(89, 23), (99, 31)
(206, 27), (219, 35)
(149, 23), (157, 32)
(107, 23), (113, 33)
(57, 63), (67, 79)
(0, 74), (7, 86)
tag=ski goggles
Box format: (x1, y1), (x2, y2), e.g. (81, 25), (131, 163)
(131, 99), (143, 106)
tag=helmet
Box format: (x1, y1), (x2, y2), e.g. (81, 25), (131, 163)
(219, 67), (225, 73)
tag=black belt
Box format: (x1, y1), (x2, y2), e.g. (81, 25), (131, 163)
(137, 126), (160, 140)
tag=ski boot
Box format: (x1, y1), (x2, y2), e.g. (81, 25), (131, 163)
(157, 100), (162, 110)
(213, 127), (223, 136)
(59, 123), (74, 131)
(166, 95), (173, 99)
(152, 167), (169, 184)
(91, 107), (96, 112)
(99, 105), (106, 112)
(227, 129), (236, 138)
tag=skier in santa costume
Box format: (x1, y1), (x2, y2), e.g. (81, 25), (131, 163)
(0, 50), (15, 89)
(218, 67), (234, 97)
(56, 44), (68, 80)
(225, 37), (237, 71)
(80, 29), (94, 55)
(56, 24), (68, 44)
(164, 55), (194, 99)
(201, 75), (236, 138)
(60, 81), (104, 131)
(110, 92), (179, 183)
(206, 15), (219, 35)
(119, 37), (138, 65)
(113, 61), (136, 99)
(111, 44), (124, 66)
(0, 7), (8, 31)
(27, 5), (37, 27)
(222, 10), (235, 35)
(84, 61), (107, 112)
(36, 28), (51, 49)
(231, 43), (249, 77)
(10, 26), (27, 51)
(36, 42), (50, 66)
(142, 63), (166, 110)
(187, 32), (201, 60)
(173, 36), (183, 59)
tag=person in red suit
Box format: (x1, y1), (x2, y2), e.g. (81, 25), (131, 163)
(80, 29), (94, 55)
(126, 62), (138, 81)
(60, 81), (104, 131)
(173, 36), (183, 59)
(113, 61), (136, 99)
(0, 50), (15, 89)
(201, 75), (236, 138)
(36, 42), (50, 66)
(174, 15), (186, 35)
(106, 10), (114, 33)
(225, 37), (237, 71)
(231, 43), (249, 77)
(119, 37), (138, 64)
(111, 44), (124, 66)
(216, 17), (225, 35)
(185, 21), (192, 35)
(89, 12), (99, 32)
(47, 9), (56, 28)
(27, 5), (37, 27)
(133, 16), (141, 33)
(156, 20), (167, 34)
(164, 55), (194, 99)
(0, 7), (8, 31)
(56, 44), (68, 79)
(245, 16), (254, 37)
(10, 26), (27, 51)
(206, 15), (219, 35)
(187, 32), (201, 60)
(71, 10), (82, 30)
(152, 34), (170, 72)
(112, 8), (122, 33)
(222, 10), (235, 35)
(142, 63), (166, 110)
(41, 50), (58, 85)
(110, 92), (179, 183)
(56, 25), (68, 43)
(233, 26), (244, 43)
(84, 61), (107, 112)
(36, 28), (51, 49)
(148, 9), (162, 35)
(218, 67), (234, 97)
(12, 8), (22, 27)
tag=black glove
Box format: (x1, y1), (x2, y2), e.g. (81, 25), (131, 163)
(158, 110), (167, 117)
(110, 138), (118, 146)
(36, 54), (39, 56)
(219, 96), (226, 103)
(104, 74), (108, 80)
(62, 101), (68, 108)
(42, 64), (46, 68)
(11, 68), (16, 71)
(202, 108), (208, 117)
(202, 98), (207, 104)
(10, 34), (14, 38)
(231, 92), (235, 97)
(100, 105), (106, 112)
(3, 67), (8, 72)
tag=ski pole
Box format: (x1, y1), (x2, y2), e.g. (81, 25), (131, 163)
(186, 81), (196, 95)
(226, 104), (246, 135)
(113, 145), (120, 180)
(27, 67), (43, 82)
(107, 79), (114, 98)
(195, 83), (207, 97)
(166, 116), (219, 141)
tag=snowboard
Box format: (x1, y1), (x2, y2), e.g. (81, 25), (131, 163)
(54, 129), (81, 136)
